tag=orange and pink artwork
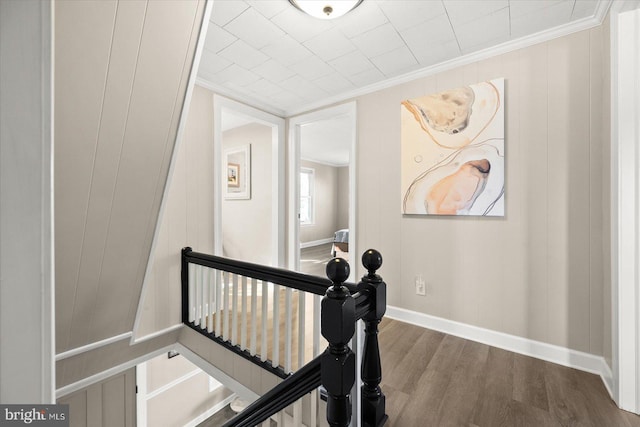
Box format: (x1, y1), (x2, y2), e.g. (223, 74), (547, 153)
(401, 78), (505, 216)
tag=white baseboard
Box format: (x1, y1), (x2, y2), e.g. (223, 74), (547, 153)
(386, 306), (614, 400)
(300, 237), (334, 249)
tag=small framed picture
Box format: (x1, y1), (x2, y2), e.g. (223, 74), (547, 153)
(224, 144), (251, 199)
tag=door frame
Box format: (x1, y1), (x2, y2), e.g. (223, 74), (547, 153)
(213, 95), (286, 267)
(287, 102), (358, 278)
(610, 2), (640, 414)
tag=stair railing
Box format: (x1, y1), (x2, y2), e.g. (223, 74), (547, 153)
(181, 248), (388, 427)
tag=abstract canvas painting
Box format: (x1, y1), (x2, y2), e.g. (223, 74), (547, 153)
(401, 78), (505, 216)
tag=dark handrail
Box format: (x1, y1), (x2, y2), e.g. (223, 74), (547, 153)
(222, 355), (322, 427)
(185, 249), (358, 295)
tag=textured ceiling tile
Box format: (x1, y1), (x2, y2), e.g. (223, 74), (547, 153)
(303, 28), (357, 61)
(329, 50), (376, 76)
(370, 46), (419, 76)
(508, 0), (567, 18)
(261, 35), (313, 66)
(211, 0), (249, 26)
(510, 0), (574, 37)
(246, 0), (289, 18)
(346, 67), (385, 87)
(571, 0), (598, 19)
(214, 64), (261, 87)
(351, 23), (406, 58)
(290, 55), (335, 80)
(401, 14), (456, 52)
(411, 38), (461, 66)
(271, 7), (334, 42)
(218, 39), (269, 69)
(199, 50), (232, 75)
(377, 0), (446, 32)
(204, 24), (236, 54)
(245, 78), (284, 97)
(223, 7), (285, 49)
(313, 73), (355, 94)
(251, 59), (295, 83)
(444, 0), (508, 26)
(454, 7), (510, 51)
(335, 2), (388, 38)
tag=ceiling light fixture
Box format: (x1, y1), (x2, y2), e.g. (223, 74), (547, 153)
(288, 0), (363, 20)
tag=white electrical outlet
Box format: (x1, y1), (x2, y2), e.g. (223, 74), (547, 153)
(415, 275), (426, 296)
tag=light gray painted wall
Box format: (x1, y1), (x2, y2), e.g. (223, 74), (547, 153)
(353, 27), (609, 355)
(136, 84), (215, 338)
(0, 0), (54, 403)
(222, 123), (273, 265)
(299, 160), (339, 244)
(54, 0), (205, 353)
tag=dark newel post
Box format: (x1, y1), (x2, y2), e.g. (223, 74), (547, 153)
(181, 247), (192, 324)
(358, 249), (388, 427)
(321, 258), (356, 427)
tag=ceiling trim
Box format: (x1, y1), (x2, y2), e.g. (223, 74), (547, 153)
(195, 77), (287, 117)
(286, 1), (613, 116)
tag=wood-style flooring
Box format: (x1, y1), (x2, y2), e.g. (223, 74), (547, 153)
(200, 244), (640, 426)
(378, 318), (640, 427)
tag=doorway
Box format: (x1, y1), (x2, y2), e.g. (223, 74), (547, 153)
(213, 95), (285, 267)
(288, 102), (357, 281)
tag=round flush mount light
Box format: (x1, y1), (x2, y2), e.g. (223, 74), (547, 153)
(288, 0), (363, 20)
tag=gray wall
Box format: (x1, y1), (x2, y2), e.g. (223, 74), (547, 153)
(222, 123), (273, 265)
(299, 160), (339, 244)
(353, 26), (610, 355)
(0, 0), (54, 403)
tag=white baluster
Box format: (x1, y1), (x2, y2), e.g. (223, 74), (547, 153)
(195, 265), (201, 326)
(200, 265), (206, 330)
(250, 278), (257, 355)
(188, 263), (195, 323)
(207, 267), (214, 333)
(272, 283), (280, 368)
(241, 275), (248, 350)
(284, 288), (292, 373)
(298, 291), (306, 369)
(215, 269), (222, 337)
(232, 273), (238, 345)
(223, 272), (229, 341)
(261, 280), (268, 362)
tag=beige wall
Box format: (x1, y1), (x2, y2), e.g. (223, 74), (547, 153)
(353, 27), (609, 355)
(300, 160), (339, 244)
(222, 123), (273, 265)
(137, 84), (215, 338)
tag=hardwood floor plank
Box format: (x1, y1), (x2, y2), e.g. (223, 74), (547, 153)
(513, 353), (550, 412)
(435, 341), (490, 427)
